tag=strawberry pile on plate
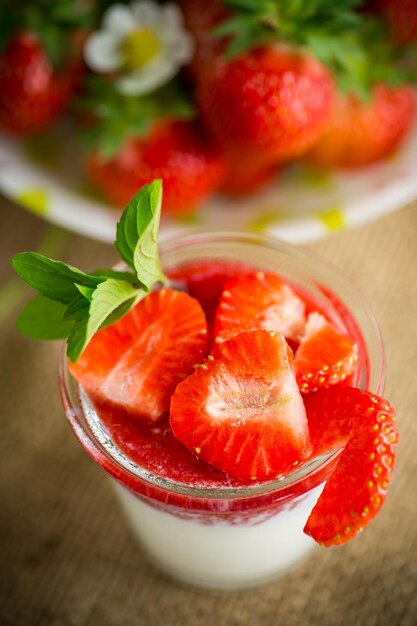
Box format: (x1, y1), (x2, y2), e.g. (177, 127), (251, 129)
(1, 0), (416, 214)
(69, 266), (399, 547)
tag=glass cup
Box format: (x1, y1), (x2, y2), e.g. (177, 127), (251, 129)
(60, 232), (385, 590)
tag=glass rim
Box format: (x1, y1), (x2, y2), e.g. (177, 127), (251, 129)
(59, 229), (385, 502)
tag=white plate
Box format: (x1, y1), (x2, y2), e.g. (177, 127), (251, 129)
(1, 117), (416, 244)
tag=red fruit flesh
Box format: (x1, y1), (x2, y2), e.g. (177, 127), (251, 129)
(304, 387), (399, 546)
(307, 85), (416, 168)
(170, 330), (312, 481)
(69, 289), (208, 423)
(197, 47), (335, 165)
(87, 119), (225, 213)
(0, 33), (81, 135)
(295, 312), (359, 394)
(214, 271), (306, 343)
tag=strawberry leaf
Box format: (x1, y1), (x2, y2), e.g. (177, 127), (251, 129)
(79, 78), (195, 160)
(218, 0), (412, 97)
(0, 0), (93, 68)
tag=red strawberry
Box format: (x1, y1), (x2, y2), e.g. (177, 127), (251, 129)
(369, 0), (417, 44)
(221, 156), (279, 195)
(196, 47), (335, 166)
(214, 271), (306, 344)
(0, 32), (82, 135)
(307, 85), (416, 168)
(304, 387), (399, 546)
(69, 288), (208, 423)
(170, 330), (312, 481)
(87, 119), (225, 214)
(294, 313), (358, 394)
(168, 260), (246, 326)
(304, 386), (353, 457)
(180, 0), (229, 79)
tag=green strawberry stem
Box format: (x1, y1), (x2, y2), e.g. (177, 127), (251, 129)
(217, 0), (413, 98)
(79, 77), (195, 160)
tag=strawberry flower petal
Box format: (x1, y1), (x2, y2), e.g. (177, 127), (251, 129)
(84, 32), (122, 72)
(84, 0), (194, 95)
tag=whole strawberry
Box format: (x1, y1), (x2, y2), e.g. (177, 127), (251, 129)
(197, 46), (335, 165)
(308, 85), (416, 168)
(87, 118), (225, 214)
(0, 2), (89, 135)
(81, 77), (225, 214)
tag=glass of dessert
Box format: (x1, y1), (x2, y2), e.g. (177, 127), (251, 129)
(13, 181), (398, 591)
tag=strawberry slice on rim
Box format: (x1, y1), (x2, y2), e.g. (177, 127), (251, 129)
(304, 386), (399, 546)
(69, 288), (208, 423)
(170, 330), (312, 481)
(213, 271), (306, 343)
(294, 312), (358, 394)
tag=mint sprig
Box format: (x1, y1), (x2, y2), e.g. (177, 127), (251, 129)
(12, 180), (168, 362)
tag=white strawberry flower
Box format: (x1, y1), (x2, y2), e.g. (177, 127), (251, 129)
(84, 1), (194, 95)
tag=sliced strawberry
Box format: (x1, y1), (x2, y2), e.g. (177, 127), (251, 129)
(70, 289), (208, 423)
(213, 271), (306, 344)
(304, 387), (399, 546)
(294, 312), (358, 394)
(304, 387), (351, 457)
(170, 330), (312, 481)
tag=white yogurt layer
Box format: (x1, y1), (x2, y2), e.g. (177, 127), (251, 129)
(113, 481), (325, 589)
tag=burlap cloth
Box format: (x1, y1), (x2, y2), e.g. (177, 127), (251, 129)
(1, 197), (416, 626)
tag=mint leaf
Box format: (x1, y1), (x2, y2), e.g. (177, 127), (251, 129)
(66, 279), (142, 361)
(16, 296), (72, 340)
(92, 269), (138, 283)
(75, 284), (95, 301)
(88, 279), (140, 336)
(115, 180), (166, 290)
(12, 253), (103, 304)
(66, 299), (91, 363)
(64, 294), (88, 321)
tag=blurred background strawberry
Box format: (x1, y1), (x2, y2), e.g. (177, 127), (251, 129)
(0, 0), (416, 210)
(0, 1), (91, 135)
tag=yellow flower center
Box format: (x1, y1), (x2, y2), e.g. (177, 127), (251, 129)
(121, 28), (161, 70)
